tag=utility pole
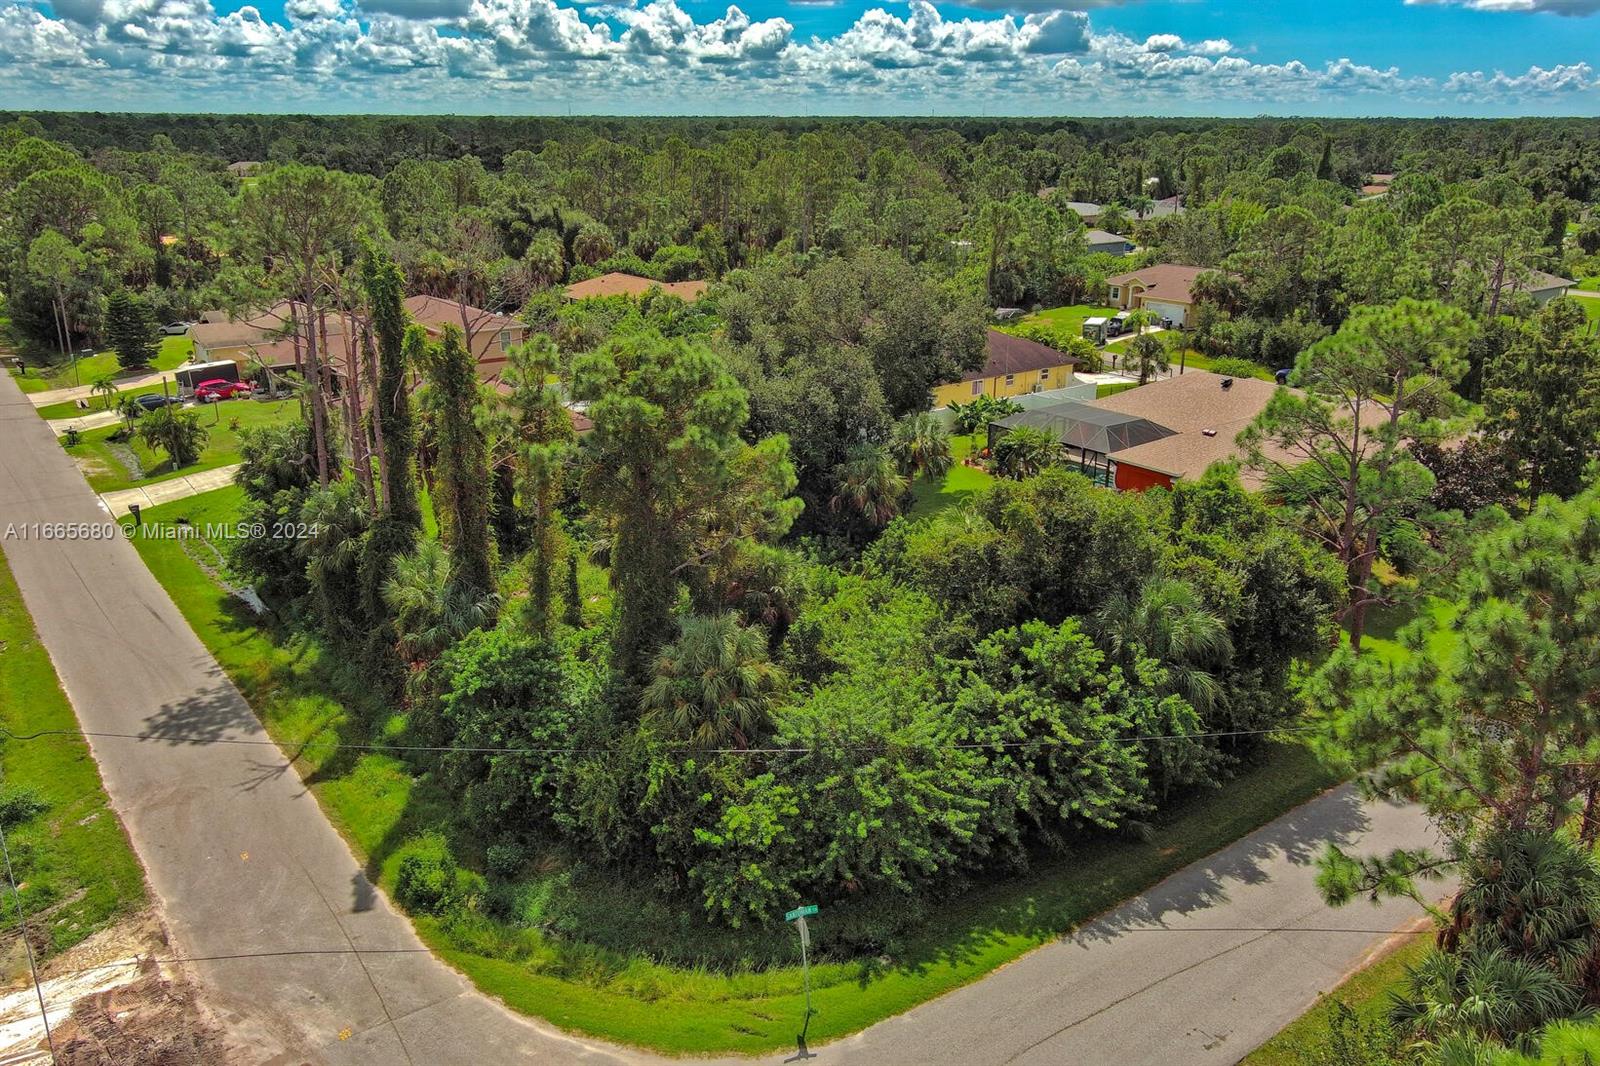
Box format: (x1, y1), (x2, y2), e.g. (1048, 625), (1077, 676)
(784, 904), (819, 1060)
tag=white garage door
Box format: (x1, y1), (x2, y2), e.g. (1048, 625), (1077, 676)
(1140, 299), (1188, 328)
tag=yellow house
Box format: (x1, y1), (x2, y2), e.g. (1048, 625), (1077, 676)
(931, 329), (1080, 408)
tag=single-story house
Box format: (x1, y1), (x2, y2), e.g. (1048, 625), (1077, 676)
(1134, 195), (1185, 220)
(1502, 270), (1576, 307)
(1084, 229), (1134, 256)
(227, 161), (261, 177)
(930, 330), (1080, 408)
(190, 296), (526, 379)
(1063, 201), (1102, 224)
(401, 294), (527, 379)
(1104, 264), (1210, 328)
(564, 272), (709, 302)
(987, 370), (1293, 492)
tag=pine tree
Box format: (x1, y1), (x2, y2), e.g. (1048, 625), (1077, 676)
(104, 290), (158, 370)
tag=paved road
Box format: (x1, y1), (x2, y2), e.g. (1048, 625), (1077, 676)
(824, 786), (1439, 1066)
(0, 370), (1443, 1065)
(0, 373), (642, 1065)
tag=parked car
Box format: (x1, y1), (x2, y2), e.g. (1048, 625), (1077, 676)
(194, 379), (252, 402)
(133, 393), (181, 413)
(159, 321), (195, 336)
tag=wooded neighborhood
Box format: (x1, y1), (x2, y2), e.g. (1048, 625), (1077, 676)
(2, 109), (1600, 1065)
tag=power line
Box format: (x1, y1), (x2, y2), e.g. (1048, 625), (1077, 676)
(0, 819), (57, 1064)
(0, 723), (1322, 758)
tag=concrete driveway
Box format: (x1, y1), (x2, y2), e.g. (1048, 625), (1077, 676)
(0, 371), (1443, 1065)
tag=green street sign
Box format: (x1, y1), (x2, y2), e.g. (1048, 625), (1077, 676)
(785, 904), (819, 922)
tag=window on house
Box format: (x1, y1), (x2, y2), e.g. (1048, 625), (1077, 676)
(971, 380), (983, 396)
(1005, 374), (1016, 387)
(1039, 368), (1050, 381)
(1109, 286), (1120, 301)
(499, 330), (512, 352)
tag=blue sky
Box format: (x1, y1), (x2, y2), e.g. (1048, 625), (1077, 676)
(1, 0), (1597, 115)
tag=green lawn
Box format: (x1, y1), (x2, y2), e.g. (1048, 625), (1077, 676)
(10, 336), (192, 394)
(1096, 382), (1139, 399)
(128, 484), (1342, 1055)
(1575, 294), (1600, 324)
(1101, 337), (1277, 381)
(64, 396), (299, 492)
(1001, 303), (1119, 337)
(1576, 275), (1599, 290)
(1242, 934), (1430, 1065)
(910, 433), (993, 518)
(0, 551), (147, 972)
(36, 381), (175, 420)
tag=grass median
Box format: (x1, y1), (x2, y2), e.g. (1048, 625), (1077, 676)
(129, 484), (1343, 1055)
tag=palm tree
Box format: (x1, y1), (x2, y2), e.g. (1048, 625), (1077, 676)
(1124, 332), (1171, 385)
(1123, 307), (1161, 337)
(829, 445), (907, 528)
(381, 540), (499, 661)
(992, 425), (1058, 479)
(1091, 577), (1233, 717)
(116, 394), (140, 434)
(90, 375), (118, 411)
(1392, 949), (1581, 1051)
(889, 412), (953, 482)
(643, 613), (785, 749)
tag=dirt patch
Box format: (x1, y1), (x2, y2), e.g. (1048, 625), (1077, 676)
(51, 962), (227, 1066)
(0, 913), (230, 1066)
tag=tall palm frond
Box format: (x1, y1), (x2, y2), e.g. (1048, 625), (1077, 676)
(642, 613), (785, 750)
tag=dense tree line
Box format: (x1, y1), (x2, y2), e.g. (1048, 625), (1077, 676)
(7, 113), (1600, 1015)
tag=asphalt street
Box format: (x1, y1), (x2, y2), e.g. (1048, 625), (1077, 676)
(0, 370), (1443, 1065)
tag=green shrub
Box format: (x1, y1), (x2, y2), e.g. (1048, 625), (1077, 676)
(1208, 357), (1270, 379)
(0, 786), (47, 829)
(394, 835), (479, 915)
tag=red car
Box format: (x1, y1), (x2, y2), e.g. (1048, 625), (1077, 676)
(194, 378), (252, 402)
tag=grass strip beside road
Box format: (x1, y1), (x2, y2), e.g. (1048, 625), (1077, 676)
(130, 484), (1342, 1055)
(1241, 933), (1430, 1066)
(0, 549), (147, 968)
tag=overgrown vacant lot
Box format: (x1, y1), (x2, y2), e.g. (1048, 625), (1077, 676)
(130, 485), (1339, 1055)
(0, 551), (147, 967)
(64, 395), (299, 492)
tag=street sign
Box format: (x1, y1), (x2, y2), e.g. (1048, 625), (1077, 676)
(785, 905), (820, 1055)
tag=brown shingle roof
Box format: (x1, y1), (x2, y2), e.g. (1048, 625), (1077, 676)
(1105, 264), (1209, 306)
(1092, 370), (1283, 485)
(402, 294), (522, 335)
(564, 272), (709, 302)
(960, 330), (1079, 383)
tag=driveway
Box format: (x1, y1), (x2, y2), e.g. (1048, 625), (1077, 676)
(97, 463), (243, 518)
(23, 368), (172, 408)
(48, 408), (124, 435)
(0, 370), (1443, 1065)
